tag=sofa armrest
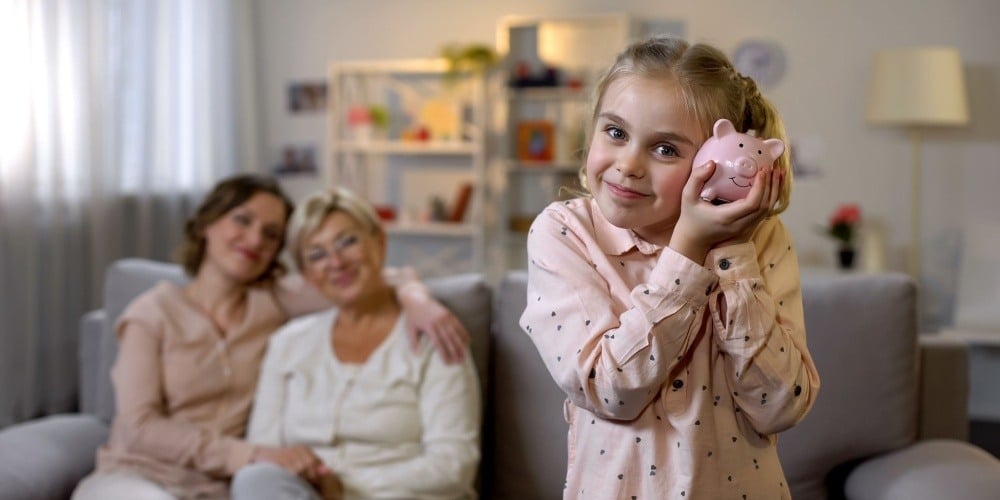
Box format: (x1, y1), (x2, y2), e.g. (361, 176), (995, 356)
(918, 335), (969, 441)
(0, 414), (109, 500)
(845, 439), (1000, 500)
(79, 310), (106, 417)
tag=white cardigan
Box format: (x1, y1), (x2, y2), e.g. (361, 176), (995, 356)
(246, 309), (481, 499)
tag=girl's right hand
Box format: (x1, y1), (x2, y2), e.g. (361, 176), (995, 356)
(253, 445), (329, 480)
(671, 160), (783, 262)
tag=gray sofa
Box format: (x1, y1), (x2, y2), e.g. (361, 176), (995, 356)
(1, 258), (998, 499)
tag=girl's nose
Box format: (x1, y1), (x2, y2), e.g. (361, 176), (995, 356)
(616, 149), (645, 178)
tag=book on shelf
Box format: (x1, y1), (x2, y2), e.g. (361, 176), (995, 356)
(449, 182), (474, 223)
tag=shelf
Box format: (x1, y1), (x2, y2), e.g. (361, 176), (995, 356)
(335, 140), (477, 155)
(385, 222), (478, 237)
(507, 86), (591, 101)
(507, 161), (581, 174)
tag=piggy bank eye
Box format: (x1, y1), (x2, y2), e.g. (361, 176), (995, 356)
(758, 150), (763, 155)
(738, 143), (744, 148)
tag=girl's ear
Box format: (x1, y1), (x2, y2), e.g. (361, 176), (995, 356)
(714, 118), (737, 138)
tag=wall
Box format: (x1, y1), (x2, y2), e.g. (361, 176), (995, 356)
(254, 0), (1000, 329)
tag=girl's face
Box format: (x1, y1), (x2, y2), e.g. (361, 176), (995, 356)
(586, 74), (705, 244)
(201, 192), (287, 283)
(299, 211), (386, 307)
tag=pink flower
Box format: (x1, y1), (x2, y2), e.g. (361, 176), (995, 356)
(821, 204), (862, 247)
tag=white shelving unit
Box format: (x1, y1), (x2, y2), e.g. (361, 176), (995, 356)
(327, 58), (494, 278)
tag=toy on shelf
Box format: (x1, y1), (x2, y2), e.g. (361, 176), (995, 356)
(694, 118), (784, 203)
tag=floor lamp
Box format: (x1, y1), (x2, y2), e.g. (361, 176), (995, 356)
(865, 47), (970, 279)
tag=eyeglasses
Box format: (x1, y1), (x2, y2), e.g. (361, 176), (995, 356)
(303, 232), (361, 264)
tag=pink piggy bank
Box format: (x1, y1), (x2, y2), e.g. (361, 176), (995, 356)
(694, 118), (785, 203)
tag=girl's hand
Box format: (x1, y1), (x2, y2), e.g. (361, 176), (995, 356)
(404, 297), (470, 364)
(671, 161), (783, 261)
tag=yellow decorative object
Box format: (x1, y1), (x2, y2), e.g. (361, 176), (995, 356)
(418, 99), (460, 141)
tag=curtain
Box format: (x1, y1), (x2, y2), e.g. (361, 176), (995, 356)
(0, 0), (259, 426)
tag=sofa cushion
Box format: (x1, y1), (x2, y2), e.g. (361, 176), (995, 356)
(845, 439), (1000, 500)
(485, 271), (568, 498)
(778, 272), (918, 500)
(424, 273), (492, 402)
(0, 414), (110, 500)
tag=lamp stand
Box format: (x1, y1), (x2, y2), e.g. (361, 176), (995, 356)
(909, 129), (922, 281)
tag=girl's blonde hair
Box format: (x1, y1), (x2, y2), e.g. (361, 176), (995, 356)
(285, 187), (384, 271)
(582, 36), (793, 214)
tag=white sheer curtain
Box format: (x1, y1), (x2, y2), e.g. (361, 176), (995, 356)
(0, 0), (259, 426)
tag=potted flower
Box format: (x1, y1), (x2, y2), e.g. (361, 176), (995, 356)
(822, 204), (861, 269)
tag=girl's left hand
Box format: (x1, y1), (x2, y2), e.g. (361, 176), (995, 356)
(680, 161), (784, 249)
(404, 299), (470, 364)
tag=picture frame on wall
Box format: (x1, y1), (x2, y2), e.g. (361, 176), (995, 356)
(517, 120), (555, 162)
(287, 80), (327, 113)
(272, 144), (318, 177)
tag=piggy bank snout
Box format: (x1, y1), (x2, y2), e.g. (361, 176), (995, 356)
(732, 157), (758, 177)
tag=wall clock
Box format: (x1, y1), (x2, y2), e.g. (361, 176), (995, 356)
(733, 39), (787, 88)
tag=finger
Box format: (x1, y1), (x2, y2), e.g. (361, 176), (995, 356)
(406, 323), (421, 353)
(684, 161), (716, 200)
(428, 327), (451, 362)
(443, 325), (466, 363)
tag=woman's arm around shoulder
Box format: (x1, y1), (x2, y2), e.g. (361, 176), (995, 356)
(273, 269), (470, 364)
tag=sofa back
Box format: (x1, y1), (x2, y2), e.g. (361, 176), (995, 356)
(87, 259), (493, 424)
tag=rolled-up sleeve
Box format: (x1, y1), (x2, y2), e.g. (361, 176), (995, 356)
(707, 218), (820, 434)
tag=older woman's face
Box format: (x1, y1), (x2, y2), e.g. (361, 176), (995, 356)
(300, 211), (385, 305)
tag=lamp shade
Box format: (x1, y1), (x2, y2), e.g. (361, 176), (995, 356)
(866, 47), (969, 126)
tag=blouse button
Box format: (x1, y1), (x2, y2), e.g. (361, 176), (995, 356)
(672, 379), (684, 389)
(719, 258), (731, 270)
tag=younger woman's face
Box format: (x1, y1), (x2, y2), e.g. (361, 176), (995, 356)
(585, 74), (706, 244)
(299, 211), (386, 306)
(201, 192), (287, 283)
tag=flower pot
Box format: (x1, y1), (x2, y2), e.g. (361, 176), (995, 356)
(837, 247), (856, 270)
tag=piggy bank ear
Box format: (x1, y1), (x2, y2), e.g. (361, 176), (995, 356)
(713, 118), (737, 138)
(763, 138), (785, 159)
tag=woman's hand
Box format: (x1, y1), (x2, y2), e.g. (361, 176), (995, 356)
(671, 161), (784, 262)
(253, 445), (328, 481)
(404, 296), (470, 364)
(314, 470), (344, 500)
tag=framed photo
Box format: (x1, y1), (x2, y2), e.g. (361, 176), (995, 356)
(287, 81), (327, 113)
(517, 120), (555, 162)
(272, 144), (317, 177)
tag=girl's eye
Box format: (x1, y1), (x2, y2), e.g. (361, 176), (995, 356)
(605, 126), (626, 141)
(654, 144), (679, 158)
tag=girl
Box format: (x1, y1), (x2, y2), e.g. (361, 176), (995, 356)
(521, 36), (820, 499)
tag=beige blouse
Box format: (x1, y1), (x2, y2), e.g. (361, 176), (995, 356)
(521, 198), (820, 499)
(95, 281), (287, 499)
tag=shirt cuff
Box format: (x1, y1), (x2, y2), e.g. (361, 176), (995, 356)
(225, 438), (257, 475)
(647, 246), (718, 308)
(706, 242), (762, 283)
